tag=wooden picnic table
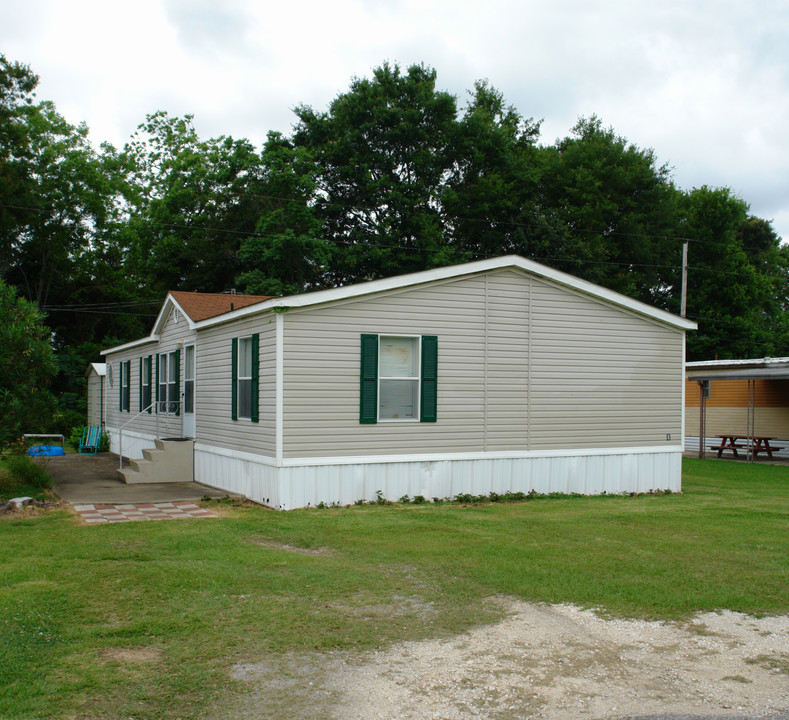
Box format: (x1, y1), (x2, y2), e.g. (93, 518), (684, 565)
(710, 434), (783, 459)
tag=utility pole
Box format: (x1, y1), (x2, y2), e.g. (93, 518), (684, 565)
(680, 241), (688, 318)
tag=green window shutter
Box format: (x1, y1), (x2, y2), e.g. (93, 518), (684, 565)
(174, 348), (181, 416)
(360, 334), (378, 424)
(118, 361), (123, 411)
(420, 336), (438, 423)
(139, 357), (143, 411)
(147, 355), (153, 413)
(231, 338), (238, 421)
(251, 333), (260, 423)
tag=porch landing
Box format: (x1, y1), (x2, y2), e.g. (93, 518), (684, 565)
(47, 452), (239, 505)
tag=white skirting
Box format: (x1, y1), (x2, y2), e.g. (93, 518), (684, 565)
(194, 447), (683, 511)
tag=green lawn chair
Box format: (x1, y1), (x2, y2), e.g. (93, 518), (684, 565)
(79, 426), (102, 454)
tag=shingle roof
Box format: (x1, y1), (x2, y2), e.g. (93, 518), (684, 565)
(169, 291), (272, 322)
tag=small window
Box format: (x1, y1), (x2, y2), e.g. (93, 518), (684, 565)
(360, 334), (437, 424)
(142, 356), (152, 412)
(237, 337), (252, 420)
(167, 350), (179, 413)
(158, 354), (169, 413)
(379, 336), (419, 421)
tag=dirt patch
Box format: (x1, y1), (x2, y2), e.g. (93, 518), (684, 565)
(226, 601), (789, 720)
(246, 537), (337, 556)
(100, 646), (163, 664)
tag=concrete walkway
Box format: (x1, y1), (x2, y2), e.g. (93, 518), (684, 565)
(47, 452), (237, 504)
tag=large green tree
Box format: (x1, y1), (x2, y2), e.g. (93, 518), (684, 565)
(539, 116), (681, 306)
(0, 279), (57, 445)
(236, 132), (332, 296)
(120, 111), (263, 295)
(681, 187), (788, 359)
(293, 62), (462, 284)
(0, 55), (114, 311)
(442, 81), (547, 262)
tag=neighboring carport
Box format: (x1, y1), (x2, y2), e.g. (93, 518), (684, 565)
(686, 357), (789, 460)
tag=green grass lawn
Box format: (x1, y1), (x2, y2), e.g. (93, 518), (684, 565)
(1, 458), (787, 719)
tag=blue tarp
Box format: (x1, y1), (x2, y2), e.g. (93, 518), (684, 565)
(27, 445), (65, 457)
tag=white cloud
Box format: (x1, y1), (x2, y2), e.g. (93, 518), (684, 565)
(1, 0), (788, 240)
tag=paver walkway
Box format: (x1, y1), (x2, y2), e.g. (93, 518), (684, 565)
(74, 500), (216, 524)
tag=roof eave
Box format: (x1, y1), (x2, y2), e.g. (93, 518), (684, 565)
(194, 255), (696, 331)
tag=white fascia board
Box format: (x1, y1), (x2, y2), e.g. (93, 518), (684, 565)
(151, 294), (197, 335)
(102, 293), (199, 355)
(193, 255), (696, 332)
(686, 356), (789, 370)
(101, 336), (159, 356)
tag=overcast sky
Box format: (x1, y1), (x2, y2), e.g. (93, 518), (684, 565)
(2, 0), (788, 242)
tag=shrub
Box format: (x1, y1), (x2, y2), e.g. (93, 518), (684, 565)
(5, 455), (52, 489)
(68, 426), (110, 452)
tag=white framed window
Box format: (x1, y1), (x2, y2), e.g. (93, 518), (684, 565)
(158, 354), (168, 413)
(237, 336), (252, 420)
(378, 335), (420, 421)
(167, 350), (178, 413)
(158, 351), (180, 414)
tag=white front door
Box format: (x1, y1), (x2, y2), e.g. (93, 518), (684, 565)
(183, 345), (196, 438)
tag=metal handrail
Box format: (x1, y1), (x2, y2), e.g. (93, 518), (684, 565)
(118, 400), (183, 470)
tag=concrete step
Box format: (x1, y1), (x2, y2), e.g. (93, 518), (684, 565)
(119, 439), (194, 484)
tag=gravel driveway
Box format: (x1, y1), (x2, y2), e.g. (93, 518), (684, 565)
(228, 601), (789, 720)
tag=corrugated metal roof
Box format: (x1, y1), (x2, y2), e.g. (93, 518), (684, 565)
(686, 356), (789, 380)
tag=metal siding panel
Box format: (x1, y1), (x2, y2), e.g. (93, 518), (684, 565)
(263, 450), (681, 509)
(195, 314), (277, 456)
(282, 276), (488, 457)
(485, 269), (529, 450)
(528, 278), (684, 450)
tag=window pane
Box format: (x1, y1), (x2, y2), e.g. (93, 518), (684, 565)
(185, 346), (194, 379)
(238, 378), (252, 418)
(238, 337), (252, 377)
(185, 380), (194, 413)
(169, 352), (178, 382)
(380, 337), (417, 377)
(379, 379), (418, 419)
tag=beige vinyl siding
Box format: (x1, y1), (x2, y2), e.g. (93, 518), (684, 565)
(158, 306), (195, 348)
(282, 268), (684, 458)
(86, 372), (103, 426)
(282, 275), (489, 458)
(153, 308), (196, 435)
(484, 270), (529, 450)
(195, 313), (276, 456)
(104, 308), (196, 438)
(528, 279), (683, 449)
(104, 346), (161, 435)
